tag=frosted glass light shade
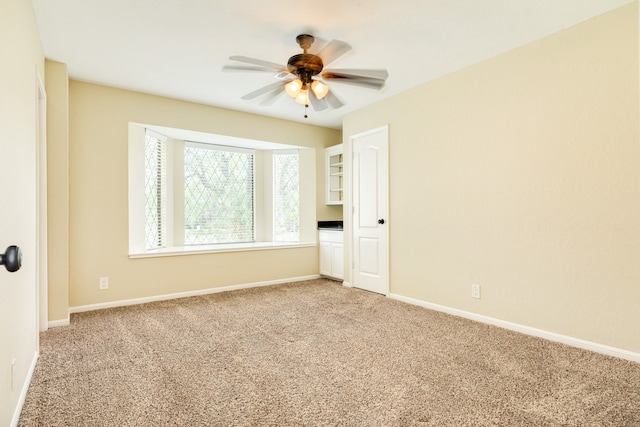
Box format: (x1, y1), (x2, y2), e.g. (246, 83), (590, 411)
(285, 79), (302, 97)
(311, 80), (329, 99)
(295, 88), (309, 105)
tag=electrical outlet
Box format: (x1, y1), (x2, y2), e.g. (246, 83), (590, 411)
(99, 277), (109, 290)
(471, 284), (481, 299)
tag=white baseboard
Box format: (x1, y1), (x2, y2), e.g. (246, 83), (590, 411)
(389, 293), (640, 364)
(10, 350), (39, 427)
(69, 275), (321, 314)
(48, 317), (70, 328)
(342, 281), (353, 288)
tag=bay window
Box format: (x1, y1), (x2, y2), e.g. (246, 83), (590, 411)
(128, 123), (315, 257)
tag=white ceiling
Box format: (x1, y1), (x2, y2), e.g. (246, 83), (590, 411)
(32, 0), (633, 130)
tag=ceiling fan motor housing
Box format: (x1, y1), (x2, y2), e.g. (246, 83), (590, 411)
(287, 53), (324, 84)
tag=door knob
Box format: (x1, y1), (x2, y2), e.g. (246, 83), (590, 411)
(0, 245), (22, 273)
(378, 219), (385, 225)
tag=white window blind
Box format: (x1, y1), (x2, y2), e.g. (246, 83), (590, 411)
(144, 131), (167, 249)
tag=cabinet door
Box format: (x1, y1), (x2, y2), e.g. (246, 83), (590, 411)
(319, 241), (333, 276)
(331, 243), (344, 279)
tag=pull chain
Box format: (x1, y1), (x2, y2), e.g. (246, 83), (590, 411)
(304, 103), (309, 119)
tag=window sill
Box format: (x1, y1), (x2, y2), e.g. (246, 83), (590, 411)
(129, 241), (317, 259)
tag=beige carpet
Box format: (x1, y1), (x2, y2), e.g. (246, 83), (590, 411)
(19, 279), (640, 426)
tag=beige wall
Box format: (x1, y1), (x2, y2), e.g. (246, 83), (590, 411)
(0, 0), (44, 424)
(63, 82), (340, 309)
(343, 3), (640, 353)
(45, 60), (70, 322)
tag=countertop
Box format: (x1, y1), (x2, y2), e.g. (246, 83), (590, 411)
(318, 220), (343, 230)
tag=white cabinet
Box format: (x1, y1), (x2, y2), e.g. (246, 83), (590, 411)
(319, 230), (343, 280)
(326, 144), (343, 205)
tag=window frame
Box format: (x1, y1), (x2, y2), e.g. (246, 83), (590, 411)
(128, 123), (316, 258)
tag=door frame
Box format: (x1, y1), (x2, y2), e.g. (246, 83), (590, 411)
(346, 125), (389, 295)
(36, 70), (48, 333)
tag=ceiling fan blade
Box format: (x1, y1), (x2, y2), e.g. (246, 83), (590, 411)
(259, 88), (287, 106)
(241, 81), (287, 100)
(308, 92), (328, 112)
(324, 91), (345, 109)
(321, 71), (387, 90)
(229, 55), (286, 71)
(222, 65), (278, 73)
(316, 39), (352, 67)
(323, 68), (389, 80)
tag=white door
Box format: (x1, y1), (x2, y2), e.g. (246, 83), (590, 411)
(351, 126), (389, 295)
(1, 64), (41, 424)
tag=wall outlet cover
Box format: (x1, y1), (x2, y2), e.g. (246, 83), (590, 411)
(471, 284), (481, 299)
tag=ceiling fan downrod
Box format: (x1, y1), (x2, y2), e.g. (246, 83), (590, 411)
(292, 35), (319, 119)
(288, 34), (324, 85)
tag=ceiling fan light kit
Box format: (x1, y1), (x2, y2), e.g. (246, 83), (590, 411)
(286, 79), (328, 103)
(225, 33), (388, 119)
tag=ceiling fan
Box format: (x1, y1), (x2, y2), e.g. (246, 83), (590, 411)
(223, 34), (389, 118)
